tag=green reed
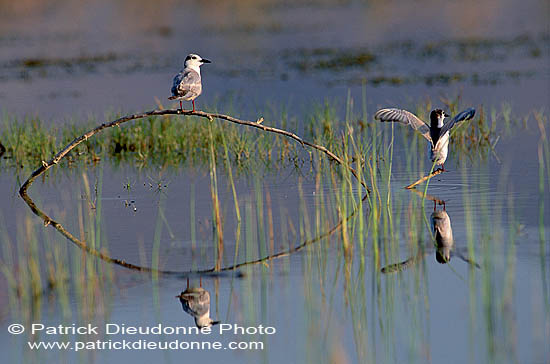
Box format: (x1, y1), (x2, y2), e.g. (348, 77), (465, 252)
(1, 94), (547, 363)
(0, 98), (513, 185)
(0, 175), (115, 355)
(535, 111), (550, 313)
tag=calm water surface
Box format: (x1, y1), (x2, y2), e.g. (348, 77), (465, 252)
(0, 0), (549, 363)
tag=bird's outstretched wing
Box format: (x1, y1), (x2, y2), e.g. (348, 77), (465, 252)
(381, 251), (427, 274)
(374, 108), (431, 141)
(169, 70), (201, 99)
(440, 108), (476, 136)
(454, 250), (481, 269)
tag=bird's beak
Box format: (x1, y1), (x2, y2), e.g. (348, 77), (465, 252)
(201, 59), (212, 64)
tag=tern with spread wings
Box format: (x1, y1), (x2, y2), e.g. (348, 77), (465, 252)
(374, 107), (476, 170)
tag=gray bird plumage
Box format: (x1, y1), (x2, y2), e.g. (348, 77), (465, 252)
(439, 108), (476, 136)
(431, 210), (454, 264)
(170, 69), (202, 102)
(178, 286), (220, 328)
(380, 201), (480, 273)
(168, 53), (211, 112)
(374, 107), (475, 169)
(373, 108), (431, 140)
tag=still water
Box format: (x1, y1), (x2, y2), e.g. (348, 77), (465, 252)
(0, 0), (549, 363)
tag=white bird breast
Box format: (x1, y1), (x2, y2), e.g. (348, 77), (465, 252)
(429, 132), (450, 165)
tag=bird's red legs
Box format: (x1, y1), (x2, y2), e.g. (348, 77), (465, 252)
(433, 200), (446, 211)
(200, 276), (202, 288)
(179, 100), (183, 112)
(192, 100), (196, 112)
(186, 277), (189, 289)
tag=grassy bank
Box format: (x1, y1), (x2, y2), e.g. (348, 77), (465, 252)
(0, 98), (524, 177)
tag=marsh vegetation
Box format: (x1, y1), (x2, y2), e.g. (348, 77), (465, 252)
(1, 94), (548, 363)
(0, 0), (549, 363)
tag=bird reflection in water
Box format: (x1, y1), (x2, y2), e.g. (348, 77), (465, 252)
(381, 196), (480, 274)
(177, 278), (220, 328)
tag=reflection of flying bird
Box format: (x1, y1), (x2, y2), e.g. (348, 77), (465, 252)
(177, 279), (219, 328)
(374, 107), (476, 170)
(169, 53), (211, 112)
(381, 202), (480, 274)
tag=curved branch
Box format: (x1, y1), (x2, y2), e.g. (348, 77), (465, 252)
(21, 183), (367, 276)
(18, 108), (370, 277)
(19, 108), (370, 195)
(20, 192), (170, 273)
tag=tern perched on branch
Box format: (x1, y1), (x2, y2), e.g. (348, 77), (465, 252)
(374, 107), (476, 171)
(169, 53), (211, 112)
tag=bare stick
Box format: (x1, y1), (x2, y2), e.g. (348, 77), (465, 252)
(404, 168), (445, 189)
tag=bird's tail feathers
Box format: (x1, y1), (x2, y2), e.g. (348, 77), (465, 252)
(168, 96), (177, 100)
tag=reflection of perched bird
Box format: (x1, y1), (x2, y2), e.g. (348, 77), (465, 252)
(431, 209), (454, 264)
(168, 53), (211, 112)
(177, 279), (219, 328)
(374, 107), (475, 170)
(381, 200), (480, 274)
